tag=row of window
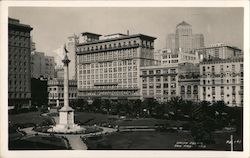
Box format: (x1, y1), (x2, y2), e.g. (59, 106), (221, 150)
(79, 72), (138, 80)
(79, 66), (138, 74)
(79, 90), (138, 96)
(9, 30), (30, 36)
(202, 64), (243, 72)
(142, 89), (177, 96)
(49, 93), (77, 98)
(79, 78), (138, 85)
(141, 69), (177, 75)
(201, 78), (242, 85)
(79, 60), (138, 69)
(9, 92), (30, 98)
(142, 83), (177, 89)
(78, 49), (137, 63)
(48, 87), (77, 91)
(142, 76), (176, 82)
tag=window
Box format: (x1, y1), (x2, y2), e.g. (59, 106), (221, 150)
(187, 85), (191, 94)
(163, 83), (168, 88)
(156, 77), (161, 82)
(181, 86), (185, 94)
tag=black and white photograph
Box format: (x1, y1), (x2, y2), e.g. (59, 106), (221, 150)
(0, 1), (249, 158)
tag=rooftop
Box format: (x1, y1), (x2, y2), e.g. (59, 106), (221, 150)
(176, 21), (191, 27)
(8, 17), (33, 30)
(77, 33), (156, 46)
(81, 32), (102, 37)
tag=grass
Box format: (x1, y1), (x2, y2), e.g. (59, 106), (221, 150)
(9, 112), (52, 127)
(9, 135), (68, 150)
(85, 131), (242, 151)
(75, 112), (187, 128)
(85, 131), (193, 150)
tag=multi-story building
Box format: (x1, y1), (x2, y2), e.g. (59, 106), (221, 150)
(166, 21), (204, 53)
(140, 65), (179, 102)
(178, 63), (200, 101)
(45, 56), (56, 79)
(48, 79), (77, 107)
(31, 51), (55, 79)
(161, 50), (199, 66)
(8, 18), (33, 109)
(31, 51), (46, 79)
(76, 32), (156, 100)
(195, 43), (242, 60)
(199, 57), (243, 106)
(140, 62), (200, 102)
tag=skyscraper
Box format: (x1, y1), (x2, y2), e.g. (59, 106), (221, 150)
(166, 21), (204, 53)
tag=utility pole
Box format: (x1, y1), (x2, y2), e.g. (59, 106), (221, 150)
(230, 134), (234, 151)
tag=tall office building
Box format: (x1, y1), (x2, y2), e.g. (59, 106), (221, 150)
(8, 18), (33, 109)
(76, 32), (156, 100)
(31, 51), (55, 79)
(166, 21), (204, 53)
(45, 56), (56, 79)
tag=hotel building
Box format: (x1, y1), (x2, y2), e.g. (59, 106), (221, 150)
(8, 18), (33, 109)
(199, 58), (243, 106)
(76, 32), (156, 100)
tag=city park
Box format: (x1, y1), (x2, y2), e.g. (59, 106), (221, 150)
(9, 47), (243, 150)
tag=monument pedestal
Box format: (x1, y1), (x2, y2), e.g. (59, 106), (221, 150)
(50, 106), (84, 133)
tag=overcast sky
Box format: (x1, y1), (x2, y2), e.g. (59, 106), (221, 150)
(9, 7), (243, 57)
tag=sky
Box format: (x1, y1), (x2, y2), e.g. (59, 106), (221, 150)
(9, 7), (243, 59)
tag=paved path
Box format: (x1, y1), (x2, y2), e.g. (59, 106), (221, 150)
(20, 126), (117, 150)
(65, 135), (87, 150)
(20, 111), (117, 150)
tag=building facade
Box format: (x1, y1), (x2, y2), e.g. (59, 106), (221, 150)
(178, 63), (200, 101)
(166, 21), (204, 53)
(161, 50), (199, 66)
(76, 32), (156, 100)
(195, 43), (242, 60)
(199, 58), (243, 106)
(8, 18), (33, 109)
(48, 79), (77, 107)
(140, 65), (179, 102)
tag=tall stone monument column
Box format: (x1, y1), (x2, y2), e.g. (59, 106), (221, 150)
(58, 54), (75, 128)
(49, 45), (83, 133)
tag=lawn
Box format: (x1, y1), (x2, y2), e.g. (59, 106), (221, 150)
(84, 131), (243, 151)
(75, 112), (187, 128)
(9, 135), (68, 150)
(85, 131), (193, 150)
(9, 112), (52, 127)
